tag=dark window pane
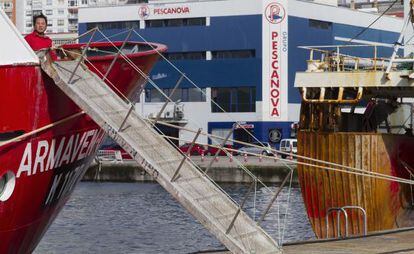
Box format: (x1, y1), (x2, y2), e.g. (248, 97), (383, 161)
(149, 88), (163, 102)
(212, 50), (255, 59)
(231, 88), (237, 112)
(212, 88), (231, 112)
(237, 87), (250, 112)
(168, 53), (184, 60)
(309, 19), (332, 30)
(169, 88), (182, 102)
(211, 87), (255, 113)
(184, 52), (205, 60)
(145, 88), (205, 102)
(146, 19), (165, 27)
(187, 18), (206, 26)
(144, 18), (205, 28)
(167, 19), (184, 26)
(165, 51), (205, 61)
(145, 89), (151, 102)
(188, 88), (202, 102)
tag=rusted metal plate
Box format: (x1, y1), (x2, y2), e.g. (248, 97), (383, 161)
(298, 131), (414, 239)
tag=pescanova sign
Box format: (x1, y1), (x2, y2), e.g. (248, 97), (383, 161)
(139, 5), (190, 19)
(262, 1), (288, 121)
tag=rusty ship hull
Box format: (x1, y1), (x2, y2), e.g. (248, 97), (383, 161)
(297, 130), (414, 238)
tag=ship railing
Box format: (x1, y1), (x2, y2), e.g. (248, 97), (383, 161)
(299, 44), (390, 73)
(326, 206), (367, 238)
(97, 149), (123, 162)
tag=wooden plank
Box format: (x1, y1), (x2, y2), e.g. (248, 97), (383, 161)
(310, 131), (322, 237)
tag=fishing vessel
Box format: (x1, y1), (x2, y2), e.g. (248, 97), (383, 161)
(0, 10), (165, 253)
(294, 2), (414, 239)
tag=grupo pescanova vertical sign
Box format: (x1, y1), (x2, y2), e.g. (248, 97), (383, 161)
(262, 0), (288, 121)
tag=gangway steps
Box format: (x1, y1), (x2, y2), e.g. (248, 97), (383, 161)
(43, 60), (280, 254)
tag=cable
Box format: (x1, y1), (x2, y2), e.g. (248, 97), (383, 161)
(348, 0), (399, 43)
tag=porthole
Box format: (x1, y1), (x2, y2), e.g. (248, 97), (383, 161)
(0, 171), (16, 202)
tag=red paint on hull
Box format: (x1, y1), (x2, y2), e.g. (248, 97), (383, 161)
(0, 41), (166, 253)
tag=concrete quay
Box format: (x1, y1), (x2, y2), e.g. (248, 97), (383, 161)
(83, 156), (297, 183)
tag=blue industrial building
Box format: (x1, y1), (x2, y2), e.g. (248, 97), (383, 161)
(78, 0), (402, 147)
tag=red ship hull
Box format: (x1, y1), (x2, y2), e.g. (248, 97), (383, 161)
(0, 41), (166, 253)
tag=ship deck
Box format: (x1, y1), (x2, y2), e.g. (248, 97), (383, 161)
(197, 227), (414, 254)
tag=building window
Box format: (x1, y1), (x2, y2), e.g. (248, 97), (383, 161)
(26, 0), (32, 6)
(86, 21), (140, 30)
(163, 51), (206, 61)
(211, 87), (256, 113)
(68, 0), (77, 7)
(58, 19), (64, 26)
(26, 21), (32, 28)
(145, 88), (206, 102)
(26, 10), (32, 16)
(45, 9), (53, 15)
(58, 9), (64, 15)
(81, 0), (88, 4)
(308, 19), (332, 30)
(58, 0), (64, 4)
(46, 0), (52, 5)
(212, 50), (255, 59)
(145, 17), (206, 28)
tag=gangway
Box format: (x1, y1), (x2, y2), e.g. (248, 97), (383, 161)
(40, 58), (280, 254)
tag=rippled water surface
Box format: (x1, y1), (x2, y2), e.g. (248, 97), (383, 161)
(35, 182), (315, 253)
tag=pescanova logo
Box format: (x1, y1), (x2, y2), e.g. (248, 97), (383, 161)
(265, 3), (286, 24)
(139, 5), (150, 19)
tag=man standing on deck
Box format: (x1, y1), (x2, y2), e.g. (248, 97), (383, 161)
(25, 13), (57, 60)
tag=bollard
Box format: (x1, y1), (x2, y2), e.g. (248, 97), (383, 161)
(289, 144), (293, 160)
(215, 155), (219, 162)
(274, 152), (278, 162)
(201, 151), (205, 162)
(229, 153), (233, 162)
(244, 153), (248, 162)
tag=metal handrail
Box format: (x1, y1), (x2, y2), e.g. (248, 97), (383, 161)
(326, 207), (348, 238)
(342, 206), (367, 236)
(326, 205), (367, 238)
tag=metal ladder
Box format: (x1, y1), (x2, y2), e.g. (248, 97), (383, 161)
(41, 59), (281, 254)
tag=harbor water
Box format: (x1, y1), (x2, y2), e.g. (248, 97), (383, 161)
(35, 182), (315, 253)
